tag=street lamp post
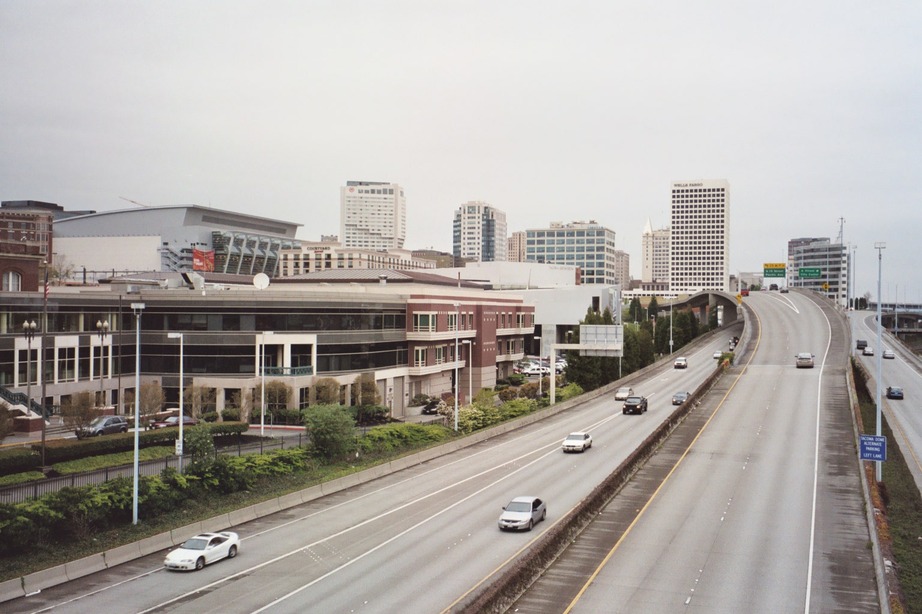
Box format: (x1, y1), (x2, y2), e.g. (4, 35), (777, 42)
(260, 332), (274, 438)
(130, 302), (145, 525)
(874, 242), (885, 482)
(462, 339), (472, 403)
(22, 320), (37, 415)
(534, 336), (542, 399)
(167, 332), (185, 472)
(453, 303), (459, 432)
(96, 320), (109, 407)
(669, 297), (674, 355)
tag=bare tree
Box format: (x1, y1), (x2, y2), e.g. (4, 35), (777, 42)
(313, 377), (341, 405)
(139, 381), (164, 425)
(353, 373), (381, 406)
(183, 384), (216, 418)
(0, 401), (13, 442)
(61, 391), (99, 438)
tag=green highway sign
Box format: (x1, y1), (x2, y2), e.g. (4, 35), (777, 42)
(763, 268), (785, 278)
(799, 267), (822, 279)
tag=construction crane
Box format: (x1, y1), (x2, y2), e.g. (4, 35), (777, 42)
(119, 196), (152, 208)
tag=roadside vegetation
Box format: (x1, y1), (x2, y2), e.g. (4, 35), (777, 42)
(854, 360), (921, 613)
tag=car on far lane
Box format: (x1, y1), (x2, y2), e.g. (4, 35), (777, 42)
(150, 415), (198, 430)
(498, 496), (547, 531)
(673, 356), (688, 369)
(862, 346), (875, 356)
(883, 349), (895, 360)
(795, 352), (815, 368)
(886, 386), (904, 400)
(614, 386), (633, 401)
(164, 532), (239, 571)
(713, 351), (723, 360)
(672, 391), (690, 405)
(561, 432), (592, 453)
(622, 395), (648, 415)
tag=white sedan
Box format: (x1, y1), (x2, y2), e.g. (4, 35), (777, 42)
(562, 432), (592, 453)
(164, 532), (240, 571)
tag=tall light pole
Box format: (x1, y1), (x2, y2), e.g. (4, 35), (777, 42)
(453, 302), (459, 432)
(167, 332), (185, 472)
(96, 319), (109, 407)
(260, 331), (274, 437)
(534, 335), (542, 399)
(669, 296), (674, 355)
(130, 302), (145, 525)
(874, 242), (885, 482)
(22, 320), (37, 414)
(462, 339), (472, 403)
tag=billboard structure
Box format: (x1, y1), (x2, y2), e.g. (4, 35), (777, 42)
(579, 324), (624, 357)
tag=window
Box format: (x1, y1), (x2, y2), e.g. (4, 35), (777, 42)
(435, 346), (445, 364)
(414, 347), (427, 367)
(447, 312), (458, 332)
(2, 271), (22, 292)
(413, 313), (436, 332)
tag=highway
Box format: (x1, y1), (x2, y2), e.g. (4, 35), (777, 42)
(849, 310), (922, 493)
(527, 290), (878, 613)
(7, 293), (880, 613)
(8, 334), (731, 613)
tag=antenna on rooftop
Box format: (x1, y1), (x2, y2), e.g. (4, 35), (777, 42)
(119, 196), (152, 208)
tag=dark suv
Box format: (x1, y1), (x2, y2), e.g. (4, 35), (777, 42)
(77, 415), (129, 438)
(622, 395), (648, 415)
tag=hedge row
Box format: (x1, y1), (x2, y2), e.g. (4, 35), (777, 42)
(29, 422), (250, 465)
(0, 447), (41, 474)
(0, 422), (453, 557)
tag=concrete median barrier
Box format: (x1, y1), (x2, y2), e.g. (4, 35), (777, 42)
(171, 522), (204, 545)
(278, 491), (303, 510)
(200, 513), (232, 534)
(320, 472), (361, 495)
(228, 506), (257, 526)
(65, 553), (106, 581)
(253, 498), (281, 518)
(22, 564), (69, 595)
(138, 531), (174, 557)
(104, 542), (143, 568)
(0, 578), (25, 603)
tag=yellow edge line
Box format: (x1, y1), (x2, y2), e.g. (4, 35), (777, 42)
(563, 311), (762, 612)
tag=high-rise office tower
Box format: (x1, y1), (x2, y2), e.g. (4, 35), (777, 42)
(507, 231), (526, 263)
(669, 179), (730, 292)
(525, 220), (617, 285)
(340, 181), (406, 250)
(453, 201), (508, 262)
(641, 218), (670, 284)
(787, 237), (848, 307)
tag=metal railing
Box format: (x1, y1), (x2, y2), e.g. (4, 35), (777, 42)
(0, 386), (50, 418)
(0, 433), (305, 505)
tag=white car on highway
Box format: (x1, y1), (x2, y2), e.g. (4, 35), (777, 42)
(561, 432), (592, 453)
(164, 532), (240, 571)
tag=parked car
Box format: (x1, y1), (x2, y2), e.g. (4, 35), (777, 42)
(622, 395), (648, 415)
(886, 386), (904, 400)
(164, 532), (239, 571)
(561, 432), (592, 453)
(673, 357), (688, 369)
(862, 346), (874, 356)
(883, 349), (895, 360)
(795, 352), (815, 368)
(77, 415), (129, 438)
(614, 386), (633, 401)
(150, 415), (198, 430)
(672, 391), (690, 405)
(421, 398), (440, 415)
(498, 496), (546, 531)
(555, 359), (567, 374)
(522, 364), (550, 376)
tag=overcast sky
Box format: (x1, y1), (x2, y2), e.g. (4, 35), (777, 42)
(2, 1), (919, 301)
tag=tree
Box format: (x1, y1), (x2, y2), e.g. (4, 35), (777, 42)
(49, 254), (75, 285)
(627, 297), (643, 323)
(183, 384), (216, 418)
(313, 377), (341, 405)
(184, 425), (216, 474)
(304, 404), (356, 461)
(0, 402), (13, 442)
(353, 373), (380, 406)
(251, 380), (292, 420)
(138, 381), (164, 425)
(61, 391), (99, 437)
(647, 296), (659, 320)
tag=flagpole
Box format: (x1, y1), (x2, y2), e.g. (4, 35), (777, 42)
(40, 261), (49, 467)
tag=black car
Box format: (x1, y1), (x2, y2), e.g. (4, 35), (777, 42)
(421, 398), (440, 415)
(622, 395), (648, 415)
(672, 391), (690, 406)
(886, 386), (904, 400)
